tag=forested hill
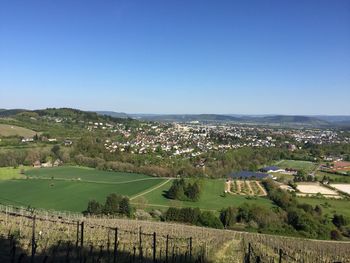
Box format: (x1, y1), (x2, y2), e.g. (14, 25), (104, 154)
(0, 108), (134, 123)
(132, 113), (332, 127)
(250, 115), (330, 126)
(134, 114), (242, 122)
(0, 108), (138, 139)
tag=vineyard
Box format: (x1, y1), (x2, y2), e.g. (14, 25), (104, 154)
(228, 180), (267, 196)
(0, 205), (349, 262)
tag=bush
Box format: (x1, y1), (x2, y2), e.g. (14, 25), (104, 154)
(332, 214), (348, 228)
(198, 211), (223, 229)
(84, 200), (103, 215)
(330, 229), (342, 240)
(220, 207), (237, 229)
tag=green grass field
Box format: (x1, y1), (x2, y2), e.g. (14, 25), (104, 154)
(26, 166), (152, 183)
(133, 178), (274, 211)
(276, 160), (317, 173)
(0, 166), (274, 213)
(0, 167), (26, 180)
(0, 124), (38, 137)
(1, 165), (347, 217)
(297, 197), (350, 217)
(0, 166), (166, 212)
(315, 171), (350, 183)
(0, 178), (165, 211)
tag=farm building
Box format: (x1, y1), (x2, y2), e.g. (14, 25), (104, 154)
(228, 171), (270, 180)
(260, 166), (285, 173)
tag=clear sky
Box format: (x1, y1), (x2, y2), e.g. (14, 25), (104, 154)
(0, 0), (349, 115)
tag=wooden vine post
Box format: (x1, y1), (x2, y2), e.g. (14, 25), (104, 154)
(153, 232), (156, 263)
(113, 227), (118, 263)
(31, 215), (36, 263)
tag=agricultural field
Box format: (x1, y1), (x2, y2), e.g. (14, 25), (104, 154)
(228, 180), (267, 196)
(0, 166), (273, 213)
(276, 159), (317, 173)
(133, 178), (273, 211)
(26, 166), (152, 183)
(0, 167), (27, 180)
(0, 123), (38, 137)
(0, 166), (166, 212)
(296, 182), (341, 198)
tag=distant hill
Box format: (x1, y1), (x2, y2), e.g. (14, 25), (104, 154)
(314, 115), (350, 123)
(135, 114), (331, 127)
(136, 114), (242, 122)
(0, 108), (135, 126)
(250, 115), (330, 126)
(95, 111), (129, 119)
(1, 108), (348, 128)
(0, 109), (27, 117)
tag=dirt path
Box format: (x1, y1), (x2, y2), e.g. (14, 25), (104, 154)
(275, 160), (284, 165)
(310, 163), (321, 177)
(256, 181), (268, 196)
(211, 239), (244, 263)
(130, 179), (172, 200)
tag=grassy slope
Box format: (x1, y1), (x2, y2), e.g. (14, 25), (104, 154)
(0, 124), (37, 137)
(135, 179), (274, 211)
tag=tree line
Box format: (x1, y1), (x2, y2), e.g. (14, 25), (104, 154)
(166, 179), (201, 201)
(84, 193), (132, 217)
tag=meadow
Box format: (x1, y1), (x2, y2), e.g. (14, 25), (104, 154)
(297, 197), (350, 217)
(0, 123), (38, 137)
(316, 170), (350, 183)
(276, 159), (317, 173)
(133, 178), (273, 211)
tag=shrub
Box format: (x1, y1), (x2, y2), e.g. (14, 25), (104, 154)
(198, 211), (223, 229)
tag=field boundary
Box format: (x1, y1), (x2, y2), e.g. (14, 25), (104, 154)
(130, 178), (173, 200)
(23, 176), (165, 185)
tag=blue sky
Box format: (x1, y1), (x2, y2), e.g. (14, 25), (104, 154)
(0, 0), (349, 114)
